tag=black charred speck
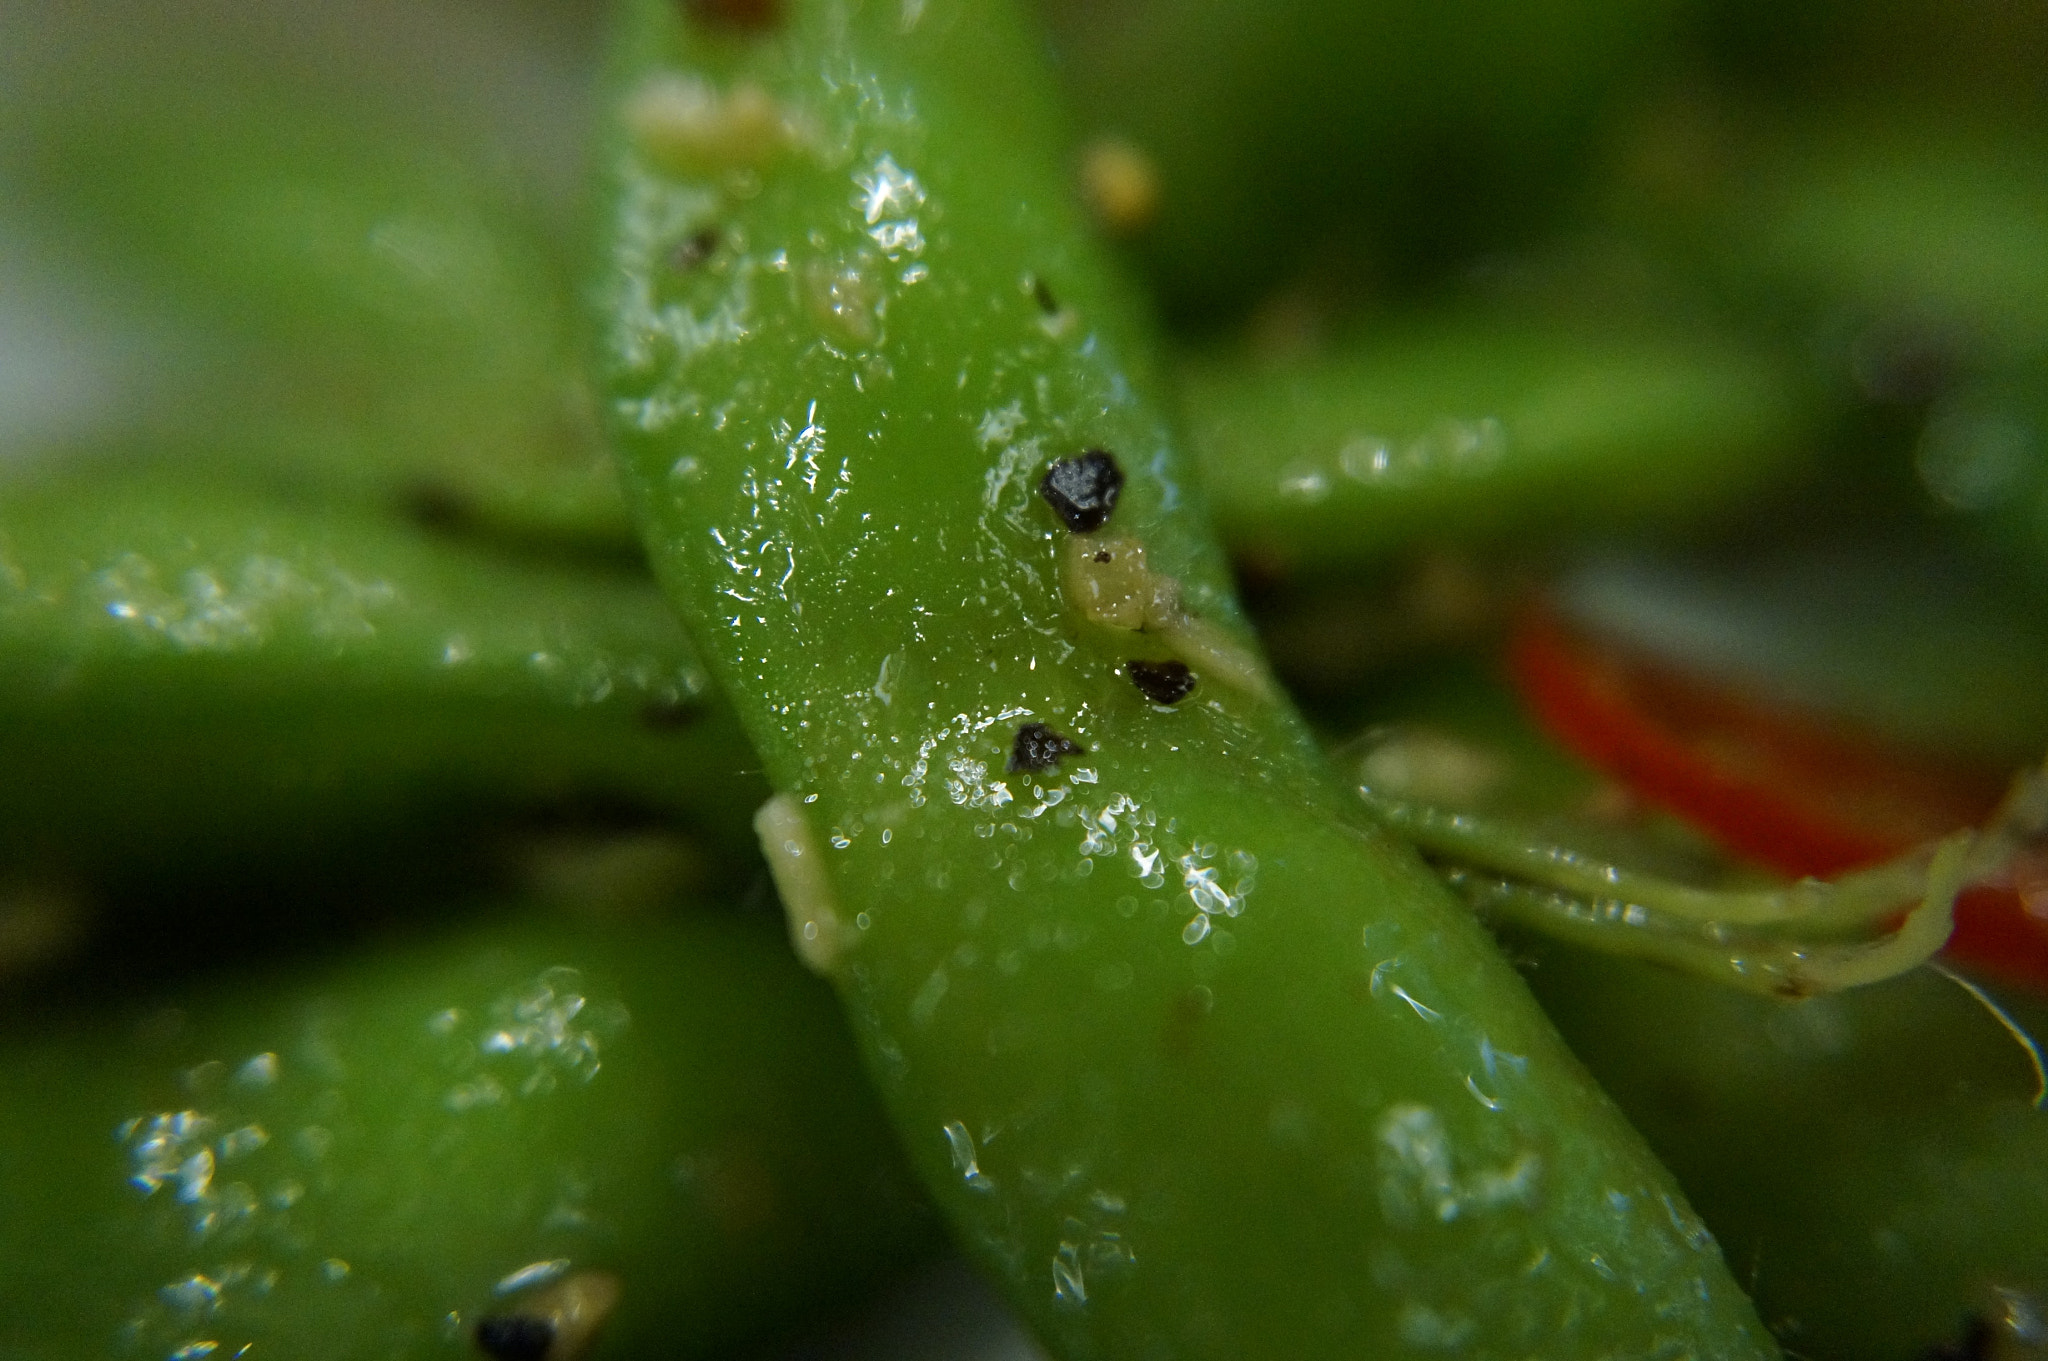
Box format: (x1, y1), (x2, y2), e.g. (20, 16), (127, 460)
(1030, 274), (1061, 315)
(1915, 1315), (1995, 1361)
(1039, 450), (1124, 533)
(404, 481), (470, 533)
(684, 0), (779, 29)
(475, 1314), (555, 1361)
(1126, 659), (1195, 705)
(670, 227), (721, 272)
(641, 698), (700, 730)
(1009, 722), (1083, 773)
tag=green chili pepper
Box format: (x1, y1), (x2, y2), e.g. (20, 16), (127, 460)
(1037, 0), (1688, 322)
(1336, 658), (2048, 1354)
(0, 460), (761, 890)
(0, 901), (940, 1360)
(591, 1), (1776, 1354)
(2, 59), (633, 553)
(1520, 940), (2048, 1361)
(1179, 310), (1820, 574)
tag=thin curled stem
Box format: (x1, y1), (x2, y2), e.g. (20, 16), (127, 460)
(1357, 750), (2048, 996)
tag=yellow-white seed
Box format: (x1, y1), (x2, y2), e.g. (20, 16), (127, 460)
(1059, 532), (1275, 700)
(1059, 532), (1181, 631)
(626, 72), (791, 176)
(1078, 136), (1161, 236)
(755, 792), (853, 976)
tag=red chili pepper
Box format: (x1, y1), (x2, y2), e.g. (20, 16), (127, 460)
(1506, 605), (2048, 988)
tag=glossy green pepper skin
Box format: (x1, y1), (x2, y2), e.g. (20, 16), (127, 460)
(1522, 940), (2048, 1361)
(592, 1), (1776, 1354)
(0, 463), (761, 888)
(0, 903), (939, 1360)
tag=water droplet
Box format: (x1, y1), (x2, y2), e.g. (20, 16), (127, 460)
(176, 1149), (215, 1203)
(495, 1259), (571, 1295)
(1463, 1075), (1502, 1111)
(160, 1275), (221, 1314)
(942, 1121), (995, 1192)
(1919, 401), (2035, 511)
(218, 1125), (268, 1161)
(910, 968), (949, 1027)
(233, 1054), (278, 1089)
(1051, 1243), (1088, 1306)
(1397, 1302), (1475, 1350)
(1277, 464), (1330, 502)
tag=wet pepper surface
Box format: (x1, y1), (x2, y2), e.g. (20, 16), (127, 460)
(592, 1), (1778, 1356)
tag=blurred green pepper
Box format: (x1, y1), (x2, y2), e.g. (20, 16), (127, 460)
(1038, 0), (1689, 323)
(1, 53), (631, 552)
(0, 459), (761, 891)
(0, 902), (940, 1360)
(1180, 309), (1819, 574)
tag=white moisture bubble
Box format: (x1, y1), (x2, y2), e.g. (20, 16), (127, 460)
(233, 1053), (279, 1089)
(495, 1259), (571, 1295)
(755, 792), (854, 976)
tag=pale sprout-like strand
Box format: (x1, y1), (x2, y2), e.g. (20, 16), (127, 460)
(755, 792), (855, 976)
(1356, 731), (2048, 997)
(626, 72), (802, 176)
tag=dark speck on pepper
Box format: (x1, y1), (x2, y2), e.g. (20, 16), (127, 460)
(670, 227), (721, 272)
(1030, 274), (1061, 315)
(641, 697), (701, 730)
(1009, 722), (1084, 772)
(404, 481), (470, 533)
(1039, 450), (1124, 533)
(1126, 659), (1196, 705)
(475, 1314), (555, 1361)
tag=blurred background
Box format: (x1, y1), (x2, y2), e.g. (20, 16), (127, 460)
(3, 0), (2046, 1357)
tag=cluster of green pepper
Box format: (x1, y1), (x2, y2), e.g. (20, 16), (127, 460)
(3, 0), (2046, 1358)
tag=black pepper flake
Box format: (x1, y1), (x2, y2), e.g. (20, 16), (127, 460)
(669, 226), (721, 272)
(1039, 450), (1124, 533)
(1126, 659), (1195, 705)
(684, 0), (780, 29)
(403, 481), (470, 533)
(1009, 722), (1083, 772)
(1030, 274), (1061, 315)
(1915, 1315), (1995, 1361)
(640, 698), (700, 730)
(475, 1314), (555, 1361)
